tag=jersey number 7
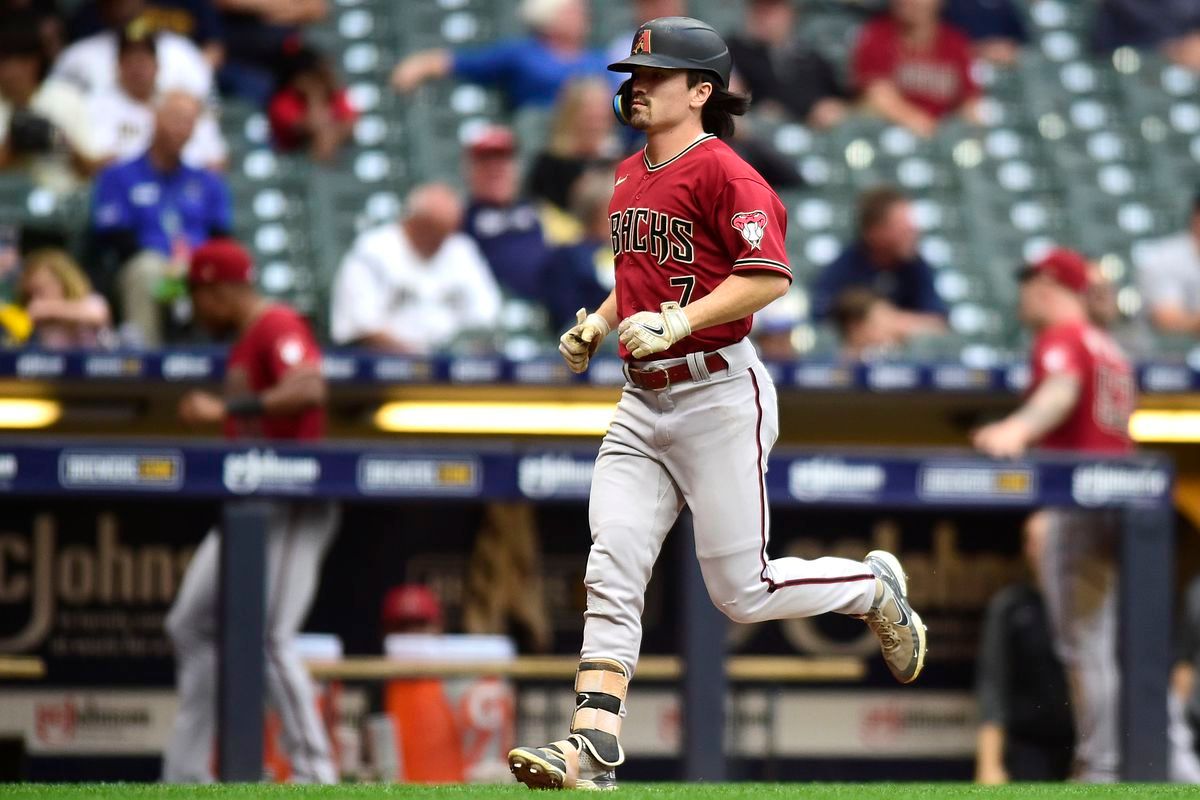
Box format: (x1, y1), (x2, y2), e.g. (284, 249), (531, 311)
(670, 275), (696, 306)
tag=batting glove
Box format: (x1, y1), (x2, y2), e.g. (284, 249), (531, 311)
(618, 301), (692, 359)
(559, 307), (610, 373)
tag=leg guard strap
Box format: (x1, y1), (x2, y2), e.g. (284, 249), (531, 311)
(571, 657), (627, 767)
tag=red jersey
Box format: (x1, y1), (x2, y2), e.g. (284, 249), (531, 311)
(610, 134), (792, 362)
(852, 17), (979, 119)
(1029, 320), (1135, 454)
(268, 87), (358, 151)
(224, 305), (325, 440)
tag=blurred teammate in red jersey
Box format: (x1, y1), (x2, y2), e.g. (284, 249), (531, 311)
(974, 247), (1137, 782)
(163, 238), (340, 784)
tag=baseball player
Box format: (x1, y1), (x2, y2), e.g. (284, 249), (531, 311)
(163, 238), (340, 783)
(973, 248), (1136, 782)
(508, 17), (926, 791)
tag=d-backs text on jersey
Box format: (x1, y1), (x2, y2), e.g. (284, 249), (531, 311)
(610, 208), (694, 265)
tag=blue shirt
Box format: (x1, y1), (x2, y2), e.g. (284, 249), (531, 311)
(811, 242), (948, 320)
(463, 199), (551, 300)
(942, 0), (1028, 43)
(92, 153), (232, 255)
(452, 38), (614, 109)
(540, 239), (611, 330)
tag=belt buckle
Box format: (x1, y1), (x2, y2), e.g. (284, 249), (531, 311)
(641, 362), (670, 391)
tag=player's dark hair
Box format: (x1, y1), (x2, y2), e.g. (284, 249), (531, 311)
(686, 71), (749, 140)
(858, 185), (909, 235)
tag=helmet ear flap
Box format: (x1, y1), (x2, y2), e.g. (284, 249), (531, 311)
(612, 80), (633, 125)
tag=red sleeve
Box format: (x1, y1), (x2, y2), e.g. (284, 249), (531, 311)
(715, 178), (792, 281)
(852, 19), (895, 91)
(331, 88), (358, 123)
(1032, 327), (1085, 384)
(267, 89), (306, 150)
(256, 311), (322, 385)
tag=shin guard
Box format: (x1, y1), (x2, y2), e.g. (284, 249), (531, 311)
(570, 658), (628, 768)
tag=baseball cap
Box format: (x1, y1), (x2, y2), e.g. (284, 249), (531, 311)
(118, 16), (158, 55)
(381, 585), (443, 627)
(466, 125), (516, 157)
(188, 238), (253, 286)
(1017, 247), (1090, 294)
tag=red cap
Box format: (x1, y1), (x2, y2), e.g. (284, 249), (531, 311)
(466, 125), (516, 157)
(1018, 247), (1089, 294)
(381, 585), (443, 627)
(188, 238), (253, 286)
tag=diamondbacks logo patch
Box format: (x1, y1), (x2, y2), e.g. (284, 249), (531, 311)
(731, 210), (768, 250)
(632, 29), (651, 55)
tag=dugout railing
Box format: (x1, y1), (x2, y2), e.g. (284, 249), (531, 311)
(0, 440), (1175, 781)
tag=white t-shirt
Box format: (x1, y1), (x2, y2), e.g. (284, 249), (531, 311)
(52, 30), (213, 99)
(330, 222), (502, 353)
(87, 87), (227, 168)
(0, 78), (102, 193)
(1135, 231), (1200, 315)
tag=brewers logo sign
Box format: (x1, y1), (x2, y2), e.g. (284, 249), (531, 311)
(58, 451), (183, 490)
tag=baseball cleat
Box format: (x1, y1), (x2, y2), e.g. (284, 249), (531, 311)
(508, 736), (617, 791)
(860, 549), (927, 684)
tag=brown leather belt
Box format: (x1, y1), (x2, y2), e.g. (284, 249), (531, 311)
(626, 353), (729, 391)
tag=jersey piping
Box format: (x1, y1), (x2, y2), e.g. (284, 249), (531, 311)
(642, 133), (717, 172)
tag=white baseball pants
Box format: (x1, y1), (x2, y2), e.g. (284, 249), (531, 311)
(582, 339), (877, 674)
(163, 500), (340, 783)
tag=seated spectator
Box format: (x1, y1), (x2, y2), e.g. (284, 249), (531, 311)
(52, 4), (213, 99)
(17, 248), (114, 349)
(1086, 259), (1151, 356)
(1137, 193), (1200, 335)
(540, 169), (614, 330)
(831, 287), (907, 359)
(852, 0), (981, 138)
(752, 288), (804, 360)
(527, 77), (619, 211)
(0, 14), (102, 193)
(1092, 0), (1200, 71)
(974, 513), (1074, 784)
(391, 0), (613, 111)
(462, 125), (552, 302)
(267, 42), (356, 162)
(3, 0), (65, 61)
(214, 0), (327, 105)
(88, 23), (226, 170)
(330, 183), (501, 354)
(68, 0), (223, 66)
(812, 186), (948, 337)
(941, 0), (1028, 66)
(727, 0), (849, 129)
(90, 91), (231, 346)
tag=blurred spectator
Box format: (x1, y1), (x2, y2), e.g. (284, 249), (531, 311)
(1086, 260), (1151, 356)
(974, 512), (1074, 784)
(462, 125), (552, 302)
(17, 248), (114, 349)
(53, 6), (213, 99)
(852, 0), (981, 137)
(527, 77), (619, 211)
(90, 91), (231, 346)
(391, 0), (613, 111)
(941, 0), (1027, 66)
(68, 0), (223, 66)
(811, 186), (948, 339)
(1136, 194), (1200, 336)
(540, 169), (614, 330)
(973, 248), (1136, 782)
(0, 14), (102, 193)
(330, 183), (501, 354)
(727, 0), (849, 129)
(267, 42), (356, 161)
(752, 288), (804, 360)
(1171, 575), (1200, 783)
(3, 0), (65, 61)
(213, 0), (327, 105)
(381, 585), (444, 637)
(831, 287), (908, 359)
(88, 24), (226, 169)
(1092, 0), (1200, 71)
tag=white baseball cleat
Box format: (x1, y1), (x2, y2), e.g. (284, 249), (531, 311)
(860, 549), (927, 684)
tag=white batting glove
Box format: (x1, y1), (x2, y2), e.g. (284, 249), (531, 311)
(558, 307), (610, 373)
(618, 302), (692, 359)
